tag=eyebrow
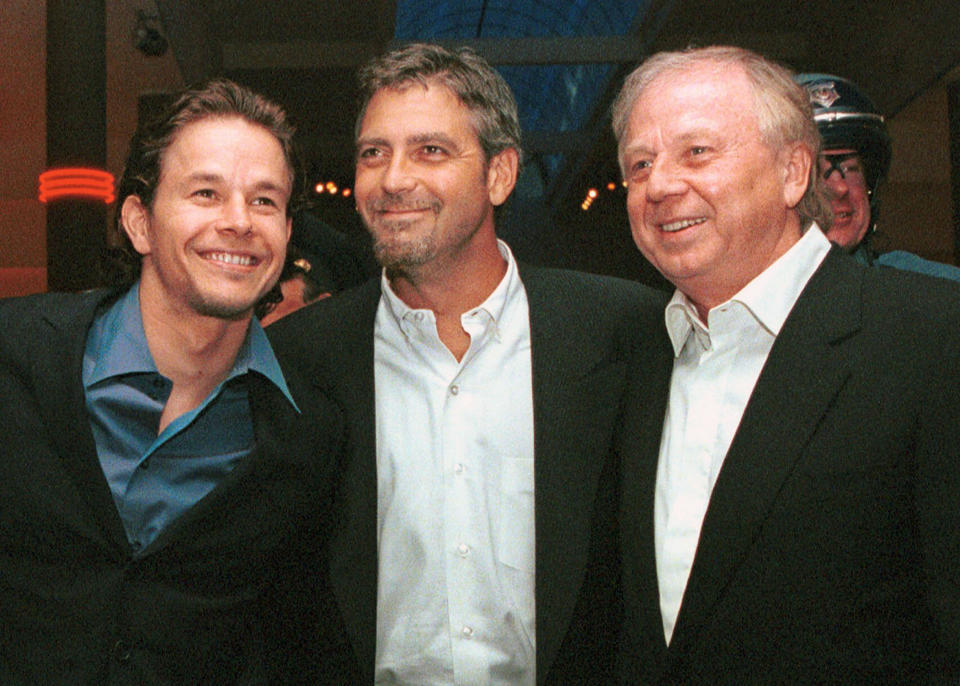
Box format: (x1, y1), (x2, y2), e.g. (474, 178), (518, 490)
(182, 172), (289, 195)
(183, 171), (224, 185)
(675, 127), (720, 144)
(250, 178), (290, 194)
(356, 131), (461, 152)
(408, 132), (458, 149)
(622, 127), (721, 157)
(621, 142), (655, 158)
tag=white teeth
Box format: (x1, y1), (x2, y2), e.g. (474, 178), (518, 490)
(207, 252), (255, 266)
(661, 217), (706, 232)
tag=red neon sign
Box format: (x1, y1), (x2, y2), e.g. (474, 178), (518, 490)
(38, 168), (115, 204)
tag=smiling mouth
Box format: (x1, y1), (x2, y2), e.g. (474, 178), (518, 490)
(380, 208), (425, 216)
(376, 205), (432, 217)
(660, 217), (707, 232)
(204, 251), (259, 267)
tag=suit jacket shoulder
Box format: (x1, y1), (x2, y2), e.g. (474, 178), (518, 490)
(518, 264), (669, 369)
(0, 289), (114, 368)
(268, 277), (380, 387)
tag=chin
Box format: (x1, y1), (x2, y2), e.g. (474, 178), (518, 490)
(373, 238), (435, 270)
(190, 293), (260, 320)
(825, 227), (856, 250)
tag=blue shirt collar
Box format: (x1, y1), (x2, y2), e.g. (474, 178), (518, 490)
(84, 282), (299, 411)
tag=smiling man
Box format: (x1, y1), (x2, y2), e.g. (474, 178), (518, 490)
(269, 43), (668, 684)
(796, 72), (960, 281)
(612, 46), (960, 683)
(0, 80), (344, 682)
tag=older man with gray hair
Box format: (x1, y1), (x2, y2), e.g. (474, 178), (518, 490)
(613, 45), (960, 683)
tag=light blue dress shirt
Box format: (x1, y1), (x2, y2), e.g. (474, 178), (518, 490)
(82, 284), (297, 554)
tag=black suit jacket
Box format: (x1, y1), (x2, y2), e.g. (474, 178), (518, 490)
(619, 249), (960, 684)
(0, 289), (345, 684)
(269, 263), (669, 684)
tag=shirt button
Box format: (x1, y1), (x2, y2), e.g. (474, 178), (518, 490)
(454, 463), (465, 475)
(113, 639), (131, 663)
(450, 384), (459, 395)
(461, 625), (474, 638)
(457, 543), (470, 557)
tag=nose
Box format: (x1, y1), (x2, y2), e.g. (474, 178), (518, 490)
(381, 154), (416, 194)
(824, 171), (849, 199)
(645, 157), (686, 202)
(219, 193), (253, 234)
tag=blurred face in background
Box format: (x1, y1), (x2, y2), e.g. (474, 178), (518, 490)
(819, 149), (871, 250)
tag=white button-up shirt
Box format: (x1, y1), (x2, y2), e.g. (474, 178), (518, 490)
(655, 227), (831, 643)
(374, 240), (536, 685)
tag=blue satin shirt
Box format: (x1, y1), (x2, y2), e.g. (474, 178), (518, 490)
(81, 284), (297, 555)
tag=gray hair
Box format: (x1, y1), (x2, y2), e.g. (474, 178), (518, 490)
(611, 45), (831, 230)
(356, 42), (523, 166)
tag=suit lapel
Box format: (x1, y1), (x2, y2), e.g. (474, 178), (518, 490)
(320, 281), (381, 681)
(521, 266), (628, 680)
(619, 315), (674, 671)
(668, 250), (862, 654)
(142, 370), (303, 555)
(33, 290), (130, 549)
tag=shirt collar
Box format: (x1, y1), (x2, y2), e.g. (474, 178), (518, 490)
(664, 225), (831, 357)
(379, 239), (521, 341)
(84, 281), (298, 410)
(85, 283), (156, 385)
(245, 316), (299, 411)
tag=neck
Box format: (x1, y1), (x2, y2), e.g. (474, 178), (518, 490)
(389, 233), (506, 314)
(137, 286), (250, 396)
(684, 215), (804, 322)
(387, 235), (507, 361)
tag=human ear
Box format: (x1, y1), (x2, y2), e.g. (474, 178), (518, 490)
(486, 147), (519, 207)
(781, 143), (812, 209)
(121, 195), (152, 256)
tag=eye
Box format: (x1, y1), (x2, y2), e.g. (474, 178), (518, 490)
(626, 158), (651, 181)
(420, 144), (448, 157)
(357, 146), (384, 162)
(842, 161), (863, 175)
(252, 196), (278, 207)
(690, 146), (707, 155)
(192, 188), (216, 200)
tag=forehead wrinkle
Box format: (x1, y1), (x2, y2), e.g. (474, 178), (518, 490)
(163, 169), (223, 189)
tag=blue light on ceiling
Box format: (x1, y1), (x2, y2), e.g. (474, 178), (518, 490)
(394, 0), (647, 189)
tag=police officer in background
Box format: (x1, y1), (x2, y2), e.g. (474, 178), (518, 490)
(797, 73), (960, 281)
